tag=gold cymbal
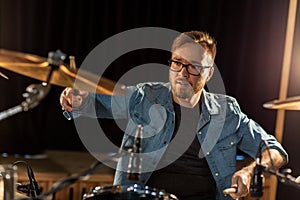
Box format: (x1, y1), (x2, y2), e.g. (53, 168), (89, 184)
(263, 96), (300, 110)
(0, 49), (126, 95)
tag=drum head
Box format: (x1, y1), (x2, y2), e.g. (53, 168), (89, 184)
(83, 184), (179, 200)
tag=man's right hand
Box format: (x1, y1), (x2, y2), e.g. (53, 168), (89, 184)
(60, 87), (89, 112)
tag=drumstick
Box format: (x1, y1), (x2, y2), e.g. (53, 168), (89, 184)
(223, 185), (238, 195)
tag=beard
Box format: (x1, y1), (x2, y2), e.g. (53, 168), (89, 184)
(173, 84), (194, 99)
(171, 78), (203, 99)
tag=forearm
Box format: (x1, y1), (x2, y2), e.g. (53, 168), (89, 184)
(241, 148), (287, 175)
(229, 149), (287, 198)
(260, 148), (287, 169)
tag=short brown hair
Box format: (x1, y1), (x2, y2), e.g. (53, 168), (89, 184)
(171, 30), (217, 61)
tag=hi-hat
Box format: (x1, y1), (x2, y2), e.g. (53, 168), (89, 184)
(263, 96), (300, 110)
(0, 49), (126, 95)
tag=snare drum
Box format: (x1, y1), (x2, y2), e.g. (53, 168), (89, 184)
(83, 184), (179, 200)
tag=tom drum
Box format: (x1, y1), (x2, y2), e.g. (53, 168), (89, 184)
(83, 184), (179, 200)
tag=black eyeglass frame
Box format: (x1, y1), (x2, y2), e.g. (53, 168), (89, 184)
(168, 59), (212, 76)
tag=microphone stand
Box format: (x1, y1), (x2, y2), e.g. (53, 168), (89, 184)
(18, 152), (123, 200)
(258, 164), (300, 190)
(16, 126), (143, 200)
(30, 125), (144, 200)
(250, 140), (300, 198)
(12, 161), (41, 198)
(127, 125), (143, 181)
(250, 140), (264, 199)
(250, 144), (264, 198)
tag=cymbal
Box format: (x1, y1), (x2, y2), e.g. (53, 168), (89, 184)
(263, 96), (300, 110)
(0, 49), (126, 95)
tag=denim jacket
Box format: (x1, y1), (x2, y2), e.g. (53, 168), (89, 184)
(73, 82), (288, 200)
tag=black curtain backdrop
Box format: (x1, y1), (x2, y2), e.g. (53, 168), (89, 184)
(0, 0), (299, 199)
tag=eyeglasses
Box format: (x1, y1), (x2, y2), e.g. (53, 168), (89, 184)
(168, 59), (211, 76)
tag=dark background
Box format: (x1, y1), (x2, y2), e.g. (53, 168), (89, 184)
(0, 0), (300, 199)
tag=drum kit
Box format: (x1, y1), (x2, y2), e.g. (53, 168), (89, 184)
(0, 49), (179, 199)
(0, 49), (127, 95)
(82, 184), (179, 200)
(1, 48), (299, 112)
(0, 48), (300, 199)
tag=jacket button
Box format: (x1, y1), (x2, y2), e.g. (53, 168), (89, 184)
(215, 173), (219, 176)
(206, 152), (210, 155)
(230, 141), (234, 145)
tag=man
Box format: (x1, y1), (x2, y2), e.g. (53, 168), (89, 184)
(60, 30), (287, 199)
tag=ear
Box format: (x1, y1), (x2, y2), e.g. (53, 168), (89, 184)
(206, 67), (214, 82)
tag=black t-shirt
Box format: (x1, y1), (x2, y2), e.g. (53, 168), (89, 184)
(146, 102), (216, 200)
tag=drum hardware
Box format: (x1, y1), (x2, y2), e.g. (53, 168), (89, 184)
(1, 153), (121, 200)
(16, 183), (31, 196)
(250, 140), (265, 198)
(11, 161), (41, 198)
(257, 164), (300, 189)
(224, 141), (300, 198)
(223, 165), (300, 198)
(29, 124), (178, 200)
(1, 165), (17, 200)
(29, 152), (122, 200)
(127, 125), (143, 181)
(83, 184), (179, 200)
(263, 96), (300, 110)
(0, 82), (51, 122)
(83, 125), (179, 200)
(0, 48), (126, 95)
(1, 161), (42, 200)
(0, 48), (178, 199)
(0, 48), (126, 121)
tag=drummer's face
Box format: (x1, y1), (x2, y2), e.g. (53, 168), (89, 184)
(169, 43), (214, 99)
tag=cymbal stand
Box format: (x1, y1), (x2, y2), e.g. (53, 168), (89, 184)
(0, 50), (68, 122)
(0, 83), (51, 121)
(46, 49), (66, 85)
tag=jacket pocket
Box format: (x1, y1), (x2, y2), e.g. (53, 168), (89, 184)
(215, 133), (241, 176)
